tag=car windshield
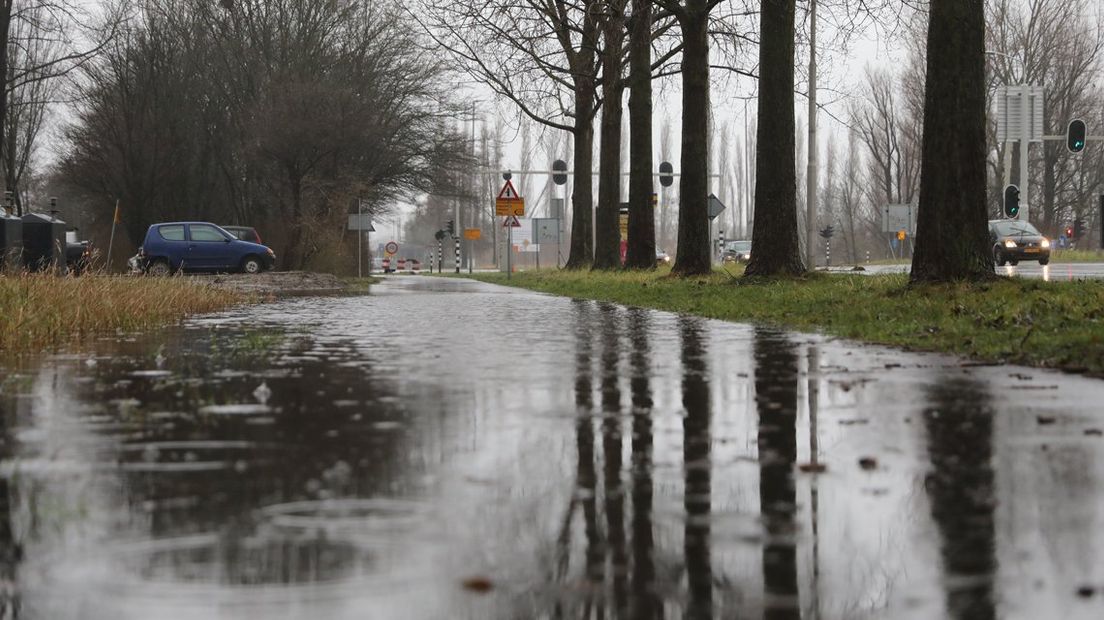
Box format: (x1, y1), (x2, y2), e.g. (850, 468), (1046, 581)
(993, 221), (1041, 237)
(729, 241), (751, 252)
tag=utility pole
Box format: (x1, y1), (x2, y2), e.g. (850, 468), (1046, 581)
(805, 0), (818, 269)
(1019, 84), (1031, 223)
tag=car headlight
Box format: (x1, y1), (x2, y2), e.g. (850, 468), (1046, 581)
(664, 256), (671, 263)
(1041, 238), (1050, 248)
(266, 248), (275, 256)
(1004, 240), (1017, 248)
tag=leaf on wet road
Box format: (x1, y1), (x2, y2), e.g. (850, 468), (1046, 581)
(461, 576), (495, 593)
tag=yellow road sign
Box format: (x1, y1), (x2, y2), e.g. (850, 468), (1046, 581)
(897, 230), (907, 241)
(495, 198), (525, 217)
(464, 228), (481, 240)
(495, 179), (525, 217)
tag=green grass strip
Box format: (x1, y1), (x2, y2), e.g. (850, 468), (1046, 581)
(454, 267), (1104, 376)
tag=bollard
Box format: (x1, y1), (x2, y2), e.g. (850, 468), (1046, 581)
(455, 237), (460, 274)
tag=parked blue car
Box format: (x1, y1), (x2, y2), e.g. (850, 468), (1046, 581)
(135, 222), (276, 276)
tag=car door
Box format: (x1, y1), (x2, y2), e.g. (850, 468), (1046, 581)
(187, 224), (233, 270)
(154, 224), (188, 269)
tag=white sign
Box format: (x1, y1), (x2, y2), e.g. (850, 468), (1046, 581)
(882, 204), (917, 235)
(533, 218), (560, 244)
(997, 85), (1045, 143)
(348, 214), (374, 231)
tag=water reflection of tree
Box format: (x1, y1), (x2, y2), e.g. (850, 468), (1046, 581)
(599, 304), (629, 615)
(753, 329), (800, 620)
(628, 308), (660, 619)
(922, 375), (996, 620)
(681, 320), (713, 620)
(556, 301), (663, 619)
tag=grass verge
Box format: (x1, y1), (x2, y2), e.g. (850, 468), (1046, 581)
(1, 274), (248, 356)
(458, 267), (1104, 375)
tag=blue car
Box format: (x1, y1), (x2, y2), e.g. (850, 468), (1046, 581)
(136, 222), (276, 276)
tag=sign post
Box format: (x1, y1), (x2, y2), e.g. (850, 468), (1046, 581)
(497, 179), (525, 279)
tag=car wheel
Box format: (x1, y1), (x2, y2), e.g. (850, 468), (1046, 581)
(147, 259), (171, 277)
(1039, 258), (1049, 266)
(993, 248), (1006, 267)
(241, 256), (263, 274)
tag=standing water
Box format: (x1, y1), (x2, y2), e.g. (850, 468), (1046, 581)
(1, 276), (1104, 619)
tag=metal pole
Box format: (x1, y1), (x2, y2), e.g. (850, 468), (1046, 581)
(366, 230), (371, 275)
(357, 200), (363, 279)
(455, 236), (460, 274)
(1020, 84), (1031, 223)
(438, 240), (442, 273)
(507, 221), (512, 280)
(106, 199), (119, 270)
(806, 0), (818, 269)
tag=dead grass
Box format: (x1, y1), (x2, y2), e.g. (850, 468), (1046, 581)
(0, 274), (248, 356)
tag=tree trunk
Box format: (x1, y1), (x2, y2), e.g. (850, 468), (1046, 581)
(593, 4), (625, 270)
(671, 4), (711, 276)
(624, 0), (656, 270)
(0, 1), (11, 212)
(566, 83), (596, 269)
(744, 0), (805, 277)
(910, 0), (993, 283)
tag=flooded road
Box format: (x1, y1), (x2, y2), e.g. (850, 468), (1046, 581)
(2, 276), (1104, 619)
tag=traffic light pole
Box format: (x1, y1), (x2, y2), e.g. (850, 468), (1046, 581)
(1020, 85), (1031, 223)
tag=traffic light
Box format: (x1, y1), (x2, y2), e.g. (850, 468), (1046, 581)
(1074, 218), (1085, 239)
(552, 159), (568, 185)
(1067, 119), (1087, 153)
(818, 225), (834, 239)
(1065, 225), (1074, 239)
(446, 219), (455, 236)
(1003, 184), (1020, 218)
(658, 162), (674, 187)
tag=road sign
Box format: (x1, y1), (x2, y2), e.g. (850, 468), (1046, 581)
(503, 215), (521, 228)
(464, 228), (481, 240)
(384, 241), (399, 256)
(882, 204), (916, 235)
(495, 179), (525, 217)
(533, 218), (560, 244)
(347, 214), (374, 231)
(997, 85), (1045, 143)
(897, 230), (906, 241)
(708, 194), (726, 220)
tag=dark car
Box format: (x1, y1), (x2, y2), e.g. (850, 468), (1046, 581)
(65, 240), (94, 275)
(221, 225), (263, 245)
(136, 222), (276, 276)
(989, 219), (1050, 266)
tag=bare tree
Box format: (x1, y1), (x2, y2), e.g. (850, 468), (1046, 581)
(624, 0), (657, 269)
(745, 0), (805, 277)
(594, 0), (627, 270)
(416, 0), (602, 269)
(653, 0), (727, 276)
(911, 0), (993, 282)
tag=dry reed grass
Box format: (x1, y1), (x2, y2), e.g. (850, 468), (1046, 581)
(0, 273), (246, 355)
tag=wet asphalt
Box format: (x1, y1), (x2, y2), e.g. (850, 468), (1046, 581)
(829, 261), (1104, 280)
(1, 276), (1103, 619)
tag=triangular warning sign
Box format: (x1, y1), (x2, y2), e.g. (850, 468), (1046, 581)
(502, 214), (521, 228)
(497, 179), (520, 200)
